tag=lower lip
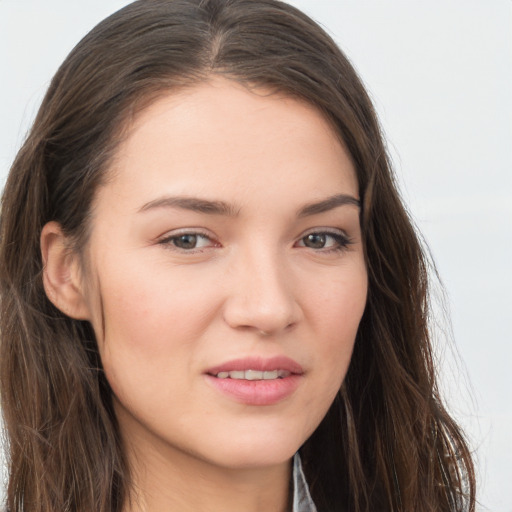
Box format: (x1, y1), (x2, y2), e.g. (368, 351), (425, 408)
(205, 374), (302, 405)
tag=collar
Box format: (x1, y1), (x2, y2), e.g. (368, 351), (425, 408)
(291, 453), (317, 512)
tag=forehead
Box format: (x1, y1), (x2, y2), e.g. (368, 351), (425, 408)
(102, 77), (358, 212)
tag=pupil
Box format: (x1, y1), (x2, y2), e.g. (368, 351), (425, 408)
(175, 234), (197, 249)
(305, 233), (326, 248)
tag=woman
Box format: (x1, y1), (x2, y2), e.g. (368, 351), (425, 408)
(0, 0), (476, 511)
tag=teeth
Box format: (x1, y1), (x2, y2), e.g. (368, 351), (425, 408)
(215, 369), (291, 380)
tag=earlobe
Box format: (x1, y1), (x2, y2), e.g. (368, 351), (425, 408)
(40, 221), (91, 320)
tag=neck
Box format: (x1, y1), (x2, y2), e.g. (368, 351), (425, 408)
(121, 426), (291, 512)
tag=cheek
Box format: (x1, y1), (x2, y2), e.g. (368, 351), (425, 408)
(93, 258), (216, 346)
(298, 262), (367, 423)
(89, 262), (219, 401)
(328, 269), (367, 365)
(308, 260), (367, 347)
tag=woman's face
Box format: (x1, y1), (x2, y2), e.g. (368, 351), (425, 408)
(81, 78), (367, 471)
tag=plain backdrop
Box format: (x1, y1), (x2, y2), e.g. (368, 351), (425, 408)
(1, 1), (511, 510)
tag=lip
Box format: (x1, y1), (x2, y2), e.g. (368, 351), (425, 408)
(206, 356), (304, 376)
(205, 356), (304, 406)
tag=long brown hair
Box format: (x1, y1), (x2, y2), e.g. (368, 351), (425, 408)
(0, 0), (475, 510)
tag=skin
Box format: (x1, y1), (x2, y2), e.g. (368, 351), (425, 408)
(42, 78), (368, 512)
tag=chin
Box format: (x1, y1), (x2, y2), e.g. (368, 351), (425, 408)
(195, 425), (308, 470)
(209, 448), (296, 471)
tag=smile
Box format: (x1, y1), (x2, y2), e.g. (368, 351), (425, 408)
(205, 356), (303, 405)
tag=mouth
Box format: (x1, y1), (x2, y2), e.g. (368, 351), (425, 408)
(211, 369), (292, 380)
(206, 355), (303, 379)
(204, 356), (303, 405)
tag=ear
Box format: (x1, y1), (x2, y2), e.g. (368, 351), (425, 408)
(40, 221), (91, 320)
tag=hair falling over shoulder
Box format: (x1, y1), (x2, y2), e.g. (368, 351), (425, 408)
(0, 0), (475, 510)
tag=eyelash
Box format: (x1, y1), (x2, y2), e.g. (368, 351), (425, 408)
(157, 229), (353, 253)
(296, 230), (353, 253)
(158, 230), (217, 252)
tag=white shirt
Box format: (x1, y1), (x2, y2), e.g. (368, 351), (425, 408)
(292, 453), (318, 512)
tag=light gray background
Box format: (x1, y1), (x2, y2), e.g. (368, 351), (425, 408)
(1, 1), (511, 510)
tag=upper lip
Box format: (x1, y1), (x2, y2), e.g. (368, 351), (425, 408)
(206, 356), (304, 376)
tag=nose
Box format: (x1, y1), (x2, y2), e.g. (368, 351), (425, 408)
(222, 247), (301, 336)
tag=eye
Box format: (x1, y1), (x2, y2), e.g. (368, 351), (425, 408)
(158, 232), (216, 251)
(296, 231), (351, 252)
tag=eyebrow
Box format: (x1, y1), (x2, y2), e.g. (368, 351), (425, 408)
(297, 194), (361, 217)
(138, 196), (240, 216)
(138, 193), (360, 217)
